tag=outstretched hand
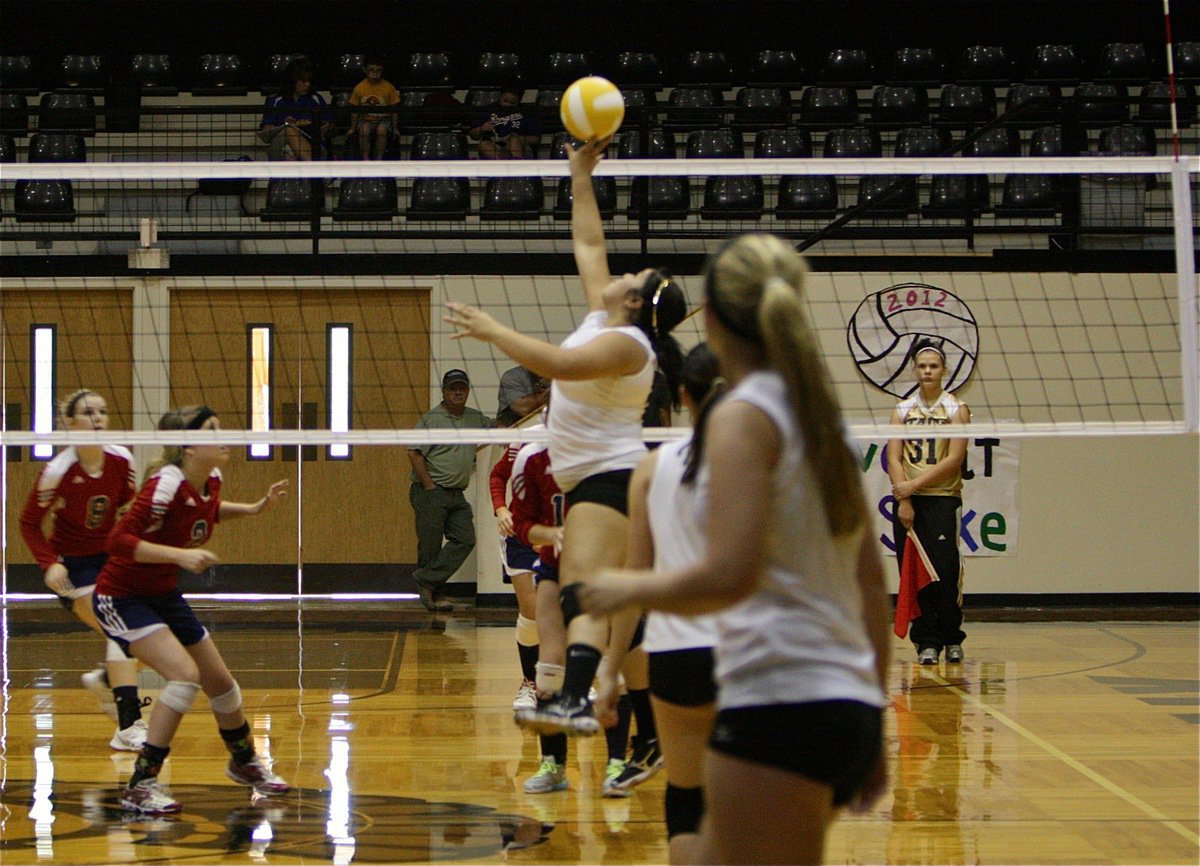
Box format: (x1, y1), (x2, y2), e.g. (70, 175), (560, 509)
(255, 479), (289, 513)
(445, 301), (503, 342)
(566, 136), (614, 178)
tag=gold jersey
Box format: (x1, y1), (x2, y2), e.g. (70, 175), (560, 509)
(896, 391), (965, 497)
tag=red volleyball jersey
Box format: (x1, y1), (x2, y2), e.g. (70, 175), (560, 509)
(19, 446), (137, 569)
(510, 442), (566, 568)
(489, 441), (521, 512)
(97, 465), (222, 597)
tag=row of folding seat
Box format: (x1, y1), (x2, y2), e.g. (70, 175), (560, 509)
(4, 44), (1200, 96)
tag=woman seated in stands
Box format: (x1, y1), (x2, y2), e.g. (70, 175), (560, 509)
(259, 59), (332, 161)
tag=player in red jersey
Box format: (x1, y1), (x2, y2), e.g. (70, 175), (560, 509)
(19, 389), (149, 751)
(92, 405), (289, 815)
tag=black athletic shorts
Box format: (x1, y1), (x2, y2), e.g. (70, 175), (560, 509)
(565, 469), (633, 516)
(709, 700), (882, 806)
(649, 647), (717, 707)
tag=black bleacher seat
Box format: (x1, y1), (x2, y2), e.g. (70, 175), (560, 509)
(15, 133), (85, 223)
(0, 93), (29, 137)
(923, 127), (1015, 218)
(1177, 43), (1200, 82)
(60, 55), (104, 92)
(1099, 124), (1156, 155)
(969, 125), (1021, 157)
(731, 87), (791, 129)
(869, 85), (929, 127)
(38, 92), (96, 136)
(1100, 43), (1151, 84)
(753, 130), (824, 219)
(1005, 84), (1062, 125)
(678, 52), (734, 88)
(260, 179), (324, 221)
(609, 53), (662, 90)
(621, 128), (689, 220)
(407, 131), (470, 220)
(937, 84), (996, 124)
(995, 126), (1069, 217)
(1029, 45), (1081, 86)
(473, 53), (523, 87)
(129, 55), (178, 95)
(958, 46), (1012, 86)
(1137, 82), (1197, 127)
(1075, 83), (1129, 127)
(754, 128), (812, 159)
(465, 88), (502, 109)
(663, 87), (722, 132)
(818, 49), (873, 88)
(261, 54), (308, 96)
(333, 54), (366, 93)
(540, 53), (592, 87)
(194, 55), (248, 96)
(403, 53), (453, 89)
(551, 130), (614, 220)
(0, 134), (15, 162)
(535, 89), (564, 132)
(746, 51), (803, 87)
(332, 178), (398, 221)
(688, 129), (761, 220)
(862, 125), (952, 217)
(0, 56), (38, 95)
(798, 86), (858, 127)
(481, 178), (544, 220)
(889, 48), (943, 87)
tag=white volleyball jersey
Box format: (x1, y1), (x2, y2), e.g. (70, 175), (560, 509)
(714, 371), (886, 710)
(548, 310), (655, 492)
(643, 438), (720, 653)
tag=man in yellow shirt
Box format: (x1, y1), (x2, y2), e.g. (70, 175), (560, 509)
(349, 56), (400, 160)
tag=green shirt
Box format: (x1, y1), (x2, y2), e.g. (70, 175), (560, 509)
(410, 403), (493, 489)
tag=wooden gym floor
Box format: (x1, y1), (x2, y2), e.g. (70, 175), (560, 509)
(0, 601), (1196, 865)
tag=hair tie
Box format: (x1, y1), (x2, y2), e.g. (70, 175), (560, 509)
(185, 406), (217, 430)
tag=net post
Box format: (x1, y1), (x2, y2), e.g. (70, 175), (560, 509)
(1171, 157), (1199, 433)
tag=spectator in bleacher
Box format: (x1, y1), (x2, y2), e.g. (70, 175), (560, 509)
(468, 85), (539, 159)
(259, 59), (333, 161)
(349, 55), (400, 160)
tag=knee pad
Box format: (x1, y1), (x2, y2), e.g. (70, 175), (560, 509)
(665, 784), (705, 838)
(105, 639), (130, 662)
(209, 681), (243, 715)
(628, 615), (646, 652)
(515, 614), (539, 647)
(159, 680), (202, 714)
(535, 662), (564, 697)
(559, 583), (582, 627)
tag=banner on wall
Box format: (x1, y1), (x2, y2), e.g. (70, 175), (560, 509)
(858, 437), (1020, 557)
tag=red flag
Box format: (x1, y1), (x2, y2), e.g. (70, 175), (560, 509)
(894, 530), (940, 639)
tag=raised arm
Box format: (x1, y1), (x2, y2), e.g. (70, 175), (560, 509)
(567, 138), (614, 311)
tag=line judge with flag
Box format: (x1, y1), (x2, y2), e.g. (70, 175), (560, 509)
(886, 339), (970, 666)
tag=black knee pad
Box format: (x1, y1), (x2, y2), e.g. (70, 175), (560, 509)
(664, 783), (705, 838)
(559, 583), (582, 627)
(628, 615), (646, 651)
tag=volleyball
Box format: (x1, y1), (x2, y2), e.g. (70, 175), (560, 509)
(560, 76), (625, 141)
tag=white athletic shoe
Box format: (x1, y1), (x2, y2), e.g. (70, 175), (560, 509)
(523, 758), (568, 794)
(110, 719), (148, 751)
(81, 666), (119, 723)
(227, 756), (291, 795)
(120, 778), (181, 814)
(512, 679), (538, 711)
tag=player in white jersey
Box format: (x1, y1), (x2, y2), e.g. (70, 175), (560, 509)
(445, 136), (688, 736)
(886, 340), (970, 665)
(578, 234), (891, 864)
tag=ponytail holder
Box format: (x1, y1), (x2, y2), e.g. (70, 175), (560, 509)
(186, 406), (217, 430)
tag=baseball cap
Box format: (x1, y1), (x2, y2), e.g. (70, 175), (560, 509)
(442, 368), (470, 387)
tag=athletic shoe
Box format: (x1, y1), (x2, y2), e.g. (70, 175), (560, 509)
(918, 647), (939, 665)
(226, 756), (291, 795)
(81, 666), (119, 723)
(512, 679), (538, 711)
(945, 644), (964, 663)
(514, 694), (601, 737)
(523, 758), (568, 794)
(110, 719), (148, 751)
(120, 778), (181, 814)
(612, 736), (663, 790)
(602, 758), (631, 798)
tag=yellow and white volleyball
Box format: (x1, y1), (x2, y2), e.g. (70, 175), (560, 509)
(560, 76), (625, 141)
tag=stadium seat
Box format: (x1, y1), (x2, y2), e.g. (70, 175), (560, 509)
(798, 86), (858, 127)
(0, 93), (29, 137)
(775, 174), (837, 219)
(745, 50), (803, 87)
(540, 53), (592, 87)
(995, 127), (1069, 217)
(889, 48), (943, 87)
(754, 128), (812, 159)
(662, 87), (722, 132)
(1005, 84), (1062, 125)
(481, 177), (544, 220)
(731, 87), (791, 129)
(1100, 43), (1151, 84)
(473, 53), (523, 87)
(1099, 124), (1156, 155)
(551, 131), (615, 219)
(958, 46), (1012, 86)
(818, 49), (873, 88)
(261, 54), (308, 95)
(260, 178), (324, 221)
(1136, 82), (1197, 127)
(193, 54), (248, 96)
(464, 89), (501, 109)
(404, 53), (453, 89)
(861, 125), (952, 217)
(129, 55), (178, 95)
(1176, 43), (1200, 82)
(621, 128), (688, 220)
(332, 178), (398, 221)
(59, 55), (103, 92)
(38, 92), (96, 136)
(15, 133), (85, 223)
(333, 54), (366, 92)
(1075, 83), (1129, 127)
(923, 127), (1013, 217)
(688, 129), (761, 219)
(869, 85), (929, 127)
(0, 134), (15, 162)
(754, 130), (822, 219)
(678, 52), (734, 88)
(937, 84), (996, 125)
(535, 89), (564, 132)
(1028, 45), (1080, 85)
(0, 55), (37, 94)
(407, 132), (470, 220)
(609, 52), (662, 90)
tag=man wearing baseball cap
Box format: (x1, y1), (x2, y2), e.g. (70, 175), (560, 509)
(408, 368), (493, 611)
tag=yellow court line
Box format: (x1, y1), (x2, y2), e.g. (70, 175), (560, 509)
(931, 671), (1200, 847)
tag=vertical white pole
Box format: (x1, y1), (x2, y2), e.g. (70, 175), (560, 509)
(1171, 158), (1199, 433)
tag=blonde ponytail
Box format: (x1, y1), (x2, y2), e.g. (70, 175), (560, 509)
(142, 405), (210, 484)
